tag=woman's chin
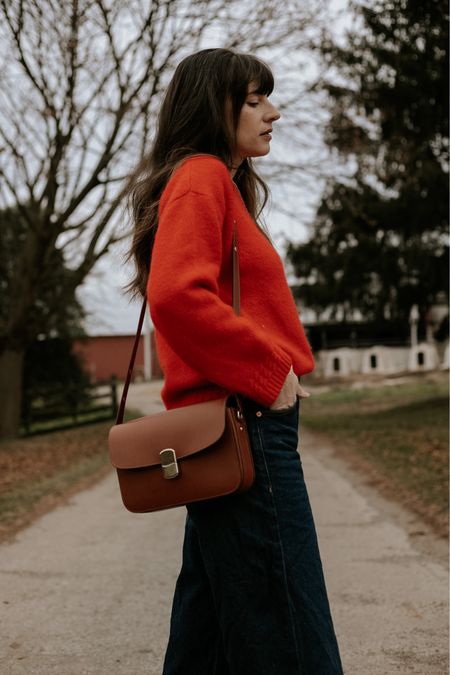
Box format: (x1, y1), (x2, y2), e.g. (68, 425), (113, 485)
(246, 147), (271, 159)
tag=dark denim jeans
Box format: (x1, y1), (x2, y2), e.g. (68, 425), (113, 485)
(162, 395), (344, 675)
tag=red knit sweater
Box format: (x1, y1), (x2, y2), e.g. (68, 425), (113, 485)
(147, 154), (315, 410)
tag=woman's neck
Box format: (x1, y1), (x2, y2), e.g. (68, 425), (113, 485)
(229, 155), (244, 179)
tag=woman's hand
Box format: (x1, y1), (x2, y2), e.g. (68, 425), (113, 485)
(269, 366), (311, 411)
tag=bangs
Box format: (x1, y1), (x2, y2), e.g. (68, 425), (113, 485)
(247, 59), (274, 96)
(230, 52), (275, 97)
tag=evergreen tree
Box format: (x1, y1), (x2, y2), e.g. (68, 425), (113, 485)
(288, 0), (449, 325)
(0, 206), (85, 343)
(0, 206), (89, 424)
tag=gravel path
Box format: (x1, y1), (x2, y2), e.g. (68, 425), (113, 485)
(0, 382), (447, 674)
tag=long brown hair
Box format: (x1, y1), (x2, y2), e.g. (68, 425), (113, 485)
(123, 47), (276, 298)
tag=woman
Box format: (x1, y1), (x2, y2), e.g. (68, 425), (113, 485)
(125, 48), (344, 675)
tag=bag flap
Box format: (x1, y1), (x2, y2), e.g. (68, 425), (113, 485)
(108, 395), (231, 469)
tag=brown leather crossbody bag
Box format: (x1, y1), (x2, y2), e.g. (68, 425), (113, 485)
(108, 219), (255, 513)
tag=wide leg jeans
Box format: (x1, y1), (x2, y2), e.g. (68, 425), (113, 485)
(161, 395), (344, 675)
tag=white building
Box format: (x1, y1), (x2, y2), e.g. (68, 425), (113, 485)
(299, 295), (449, 379)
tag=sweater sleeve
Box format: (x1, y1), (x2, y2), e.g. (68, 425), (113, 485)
(147, 169), (292, 407)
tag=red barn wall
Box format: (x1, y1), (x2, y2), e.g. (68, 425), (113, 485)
(73, 333), (163, 382)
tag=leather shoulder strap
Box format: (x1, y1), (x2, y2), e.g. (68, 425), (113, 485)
(115, 219), (240, 424)
(232, 218), (240, 316)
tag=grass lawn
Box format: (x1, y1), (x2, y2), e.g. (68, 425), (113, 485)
(301, 373), (449, 538)
(0, 411), (139, 544)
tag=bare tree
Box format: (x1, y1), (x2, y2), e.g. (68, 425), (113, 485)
(0, 0), (329, 439)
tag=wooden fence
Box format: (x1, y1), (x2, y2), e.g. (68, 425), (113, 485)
(21, 377), (118, 436)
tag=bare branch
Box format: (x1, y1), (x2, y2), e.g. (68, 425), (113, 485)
(0, 166), (36, 228)
(0, 0), (331, 347)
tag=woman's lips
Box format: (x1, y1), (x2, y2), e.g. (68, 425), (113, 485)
(261, 133), (272, 140)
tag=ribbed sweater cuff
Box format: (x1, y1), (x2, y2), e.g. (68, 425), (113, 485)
(253, 346), (293, 408)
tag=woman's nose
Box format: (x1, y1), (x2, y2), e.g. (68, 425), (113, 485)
(267, 103), (281, 122)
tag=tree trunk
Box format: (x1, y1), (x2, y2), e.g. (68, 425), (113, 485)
(0, 348), (24, 440)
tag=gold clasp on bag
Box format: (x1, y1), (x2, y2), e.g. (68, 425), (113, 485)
(160, 448), (179, 479)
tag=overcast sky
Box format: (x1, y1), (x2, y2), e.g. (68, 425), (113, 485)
(78, 0), (351, 336)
